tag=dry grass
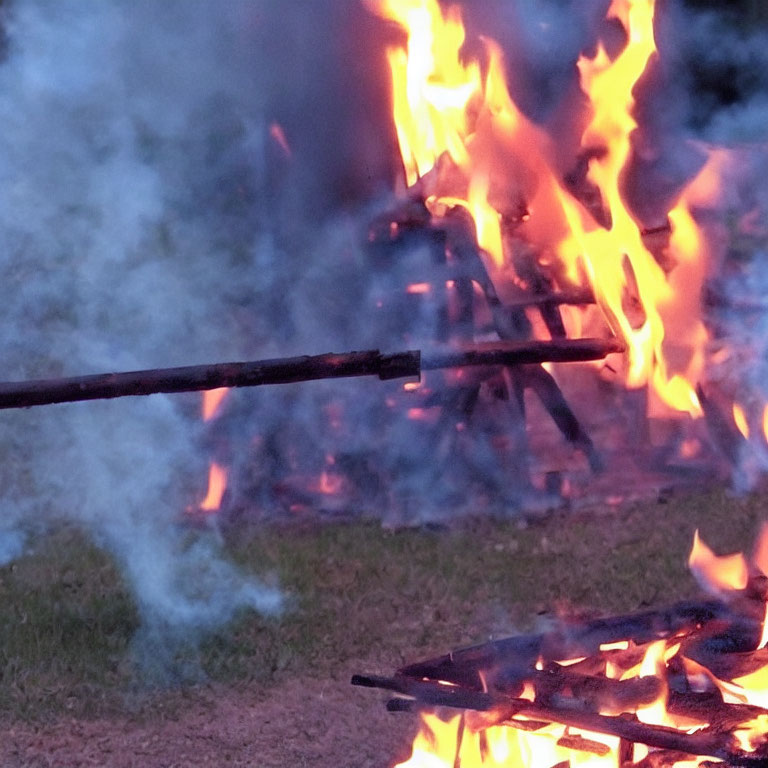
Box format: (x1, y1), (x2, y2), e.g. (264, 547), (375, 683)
(0, 487), (766, 721)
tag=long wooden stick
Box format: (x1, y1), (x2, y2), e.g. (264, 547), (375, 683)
(0, 338), (623, 410)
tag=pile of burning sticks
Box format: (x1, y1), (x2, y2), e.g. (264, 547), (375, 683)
(354, 533), (768, 767)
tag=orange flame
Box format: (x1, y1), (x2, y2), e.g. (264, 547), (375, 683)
(557, 0), (707, 415)
(202, 387), (230, 422)
(200, 462), (228, 512)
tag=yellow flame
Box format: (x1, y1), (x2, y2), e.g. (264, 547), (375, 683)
(559, 0), (705, 415)
(367, 0), (553, 269)
(371, 0), (479, 186)
(370, 0), (718, 416)
(688, 529), (748, 595)
(395, 712), (620, 768)
(733, 403), (750, 440)
(393, 530), (768, 767)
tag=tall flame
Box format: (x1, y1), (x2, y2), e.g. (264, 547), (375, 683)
(556, 0), (704, 414)
(375, 0), (479, 187)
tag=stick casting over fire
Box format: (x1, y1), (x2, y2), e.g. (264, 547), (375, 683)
(0, 338), (623, 410)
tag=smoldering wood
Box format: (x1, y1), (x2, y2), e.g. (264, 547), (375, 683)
(619, 733), (636, 767)
(505, 236), (567, 340)
(681, 644), (768, 682)
(626, 749), (706, 768)
(667, 690), (768, 731)
(0, 339), (623, 410)
(502, 290), (596, 310)
(556, 733), (612, 756)
(517, 365), (603, 472)
(490, 699), (768, 766)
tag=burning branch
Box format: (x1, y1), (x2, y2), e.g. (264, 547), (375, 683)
(0, 338), (622, 410)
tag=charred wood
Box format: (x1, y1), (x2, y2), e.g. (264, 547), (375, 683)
(527, 666), (663, 713)
(350, 674), (495, 711)
(696, 383), (746, 468)
(501, 290), (596, 310)
(397, 599), (742, 690)
(556, 733), (612, 756)
(421, 339), (625, 371)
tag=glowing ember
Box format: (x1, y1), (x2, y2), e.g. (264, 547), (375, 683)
(313, 470), (344, 496)
(199, 462), (228, 512)
(763, 405), (768, 445)
(269, 121), (292, 158)
(407, 282), (433, 294)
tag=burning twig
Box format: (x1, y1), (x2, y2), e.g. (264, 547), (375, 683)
(0, 339), (623, 410)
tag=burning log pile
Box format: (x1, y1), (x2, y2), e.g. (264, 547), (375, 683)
(181, 0), (768, 522)
(284, 0), (768, 523)
(354, 532), (768, 767)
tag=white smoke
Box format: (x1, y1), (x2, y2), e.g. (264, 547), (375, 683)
(0, 0), (297, 666)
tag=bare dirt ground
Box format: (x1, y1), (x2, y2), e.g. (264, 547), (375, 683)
(0, 670), (416, 768)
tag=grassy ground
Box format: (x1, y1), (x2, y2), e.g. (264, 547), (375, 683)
(0, 487), (767, 722)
